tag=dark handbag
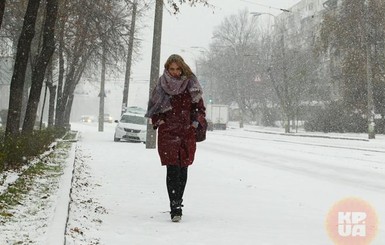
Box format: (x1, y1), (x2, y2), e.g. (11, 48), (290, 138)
(195, 117), (207, 142)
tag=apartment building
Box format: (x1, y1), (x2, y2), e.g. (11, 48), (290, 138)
(0, 56), (12, 111)
(275, 0), (343, 101)
(0, 36), (14, 111)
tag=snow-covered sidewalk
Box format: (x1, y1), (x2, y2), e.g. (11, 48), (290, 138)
(0, 137), (77, 244)
(2, 122), (383, 244)
(64, 122), (385, 245)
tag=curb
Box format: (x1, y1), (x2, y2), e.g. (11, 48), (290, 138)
(243, 129), (369, 142)
(45, 131), (78, 245)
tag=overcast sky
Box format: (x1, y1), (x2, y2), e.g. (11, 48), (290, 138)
(130, 0), (302, 90)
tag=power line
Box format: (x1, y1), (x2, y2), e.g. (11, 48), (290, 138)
(239, 0), (291, 12)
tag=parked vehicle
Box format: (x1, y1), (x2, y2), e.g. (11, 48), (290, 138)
(125, 106), (146, 114)
(114, 111), (146, 143)
(206, 104), (229, 130)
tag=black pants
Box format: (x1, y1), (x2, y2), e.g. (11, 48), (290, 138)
(166, 165), (188, 210)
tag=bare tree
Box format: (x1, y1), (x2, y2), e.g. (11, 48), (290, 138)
(0, 0), (27, 39)
(22, 0), (58, 134)
(5, 0), (40, 137)
(165, 0), (212, 14)
(210, 9), (260, 127)
(55, 0), (135, 128)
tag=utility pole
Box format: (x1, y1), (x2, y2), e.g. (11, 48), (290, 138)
(98, 42), (106, 132)
(190, 46), (209, 97)
(365, 0), (375, 139)
(281, 25), (290, 133)
(146, 0), (163, 149)
(122, 0), (137, 114)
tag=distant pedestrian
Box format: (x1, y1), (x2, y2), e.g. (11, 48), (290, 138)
(146, 54), (206, 222)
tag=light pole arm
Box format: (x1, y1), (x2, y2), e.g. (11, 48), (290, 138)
(250, 12), (276, 18)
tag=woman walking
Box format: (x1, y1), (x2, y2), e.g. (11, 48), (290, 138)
(146, 54), (206, 222)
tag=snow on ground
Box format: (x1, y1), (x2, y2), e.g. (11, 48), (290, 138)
(0, 141), (75, 244)
(65, 122), (385, 245)
(1, 122), (384, 244)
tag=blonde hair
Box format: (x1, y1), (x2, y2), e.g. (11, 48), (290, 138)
(164, 54), (194, 78)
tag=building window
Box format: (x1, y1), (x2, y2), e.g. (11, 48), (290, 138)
(308, 3), (314, 11)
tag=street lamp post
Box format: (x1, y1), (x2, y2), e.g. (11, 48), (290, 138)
(365, 0), (375, 139)
(180, 47), (202, 78)
(190, 46), (209, 77)
(180, 47), (206, 104)
(188, 46), (217, 125)
(250, 11), (275, 19)
(190, 46), (215, 103)
(190, 46), (207, 76)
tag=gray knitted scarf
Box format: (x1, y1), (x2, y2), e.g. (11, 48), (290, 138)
(145, 69), (203, 118)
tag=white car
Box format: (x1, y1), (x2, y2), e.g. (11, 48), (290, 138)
(104, 113), (113, 123)
(114, 111), (147, 143)
(81, 115), (94, 123)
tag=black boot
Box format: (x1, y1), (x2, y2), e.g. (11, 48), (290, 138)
(170, 199), (183, 222)
(166, 166), (188, 222)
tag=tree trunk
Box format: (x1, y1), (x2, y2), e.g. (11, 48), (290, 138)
(63, 94), (74, 128)
(55, 33), (89, 127)
(54, 15), (66, 127)
(48, 83), (56, 127)
(55, 58), (79, 128)
(0, 0), (5, 29)
(45, 59), (55, 128)
(56, 49), (89, 128)
(22, 0), (58, 134)
(55, 10), (84, 128)
(64, 55), (88, 125)
(39, 82), (48, 130)
(5, 0), (40, 137)
(267, 67), (291, 133)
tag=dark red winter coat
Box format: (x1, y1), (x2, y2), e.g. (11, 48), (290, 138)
(151, 89), (206, 167)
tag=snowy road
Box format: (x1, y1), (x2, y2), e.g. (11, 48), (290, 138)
(66, 123), (385, 245)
